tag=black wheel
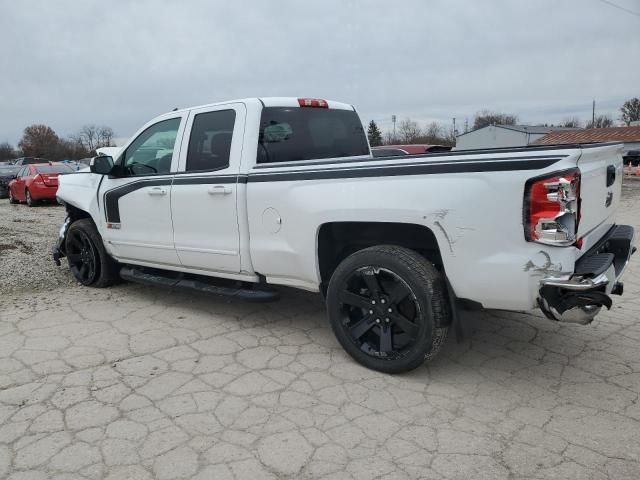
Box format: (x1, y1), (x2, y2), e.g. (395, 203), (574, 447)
(65, 219), (119, 287)
(8, 189), (18, 204)
(25, 189), (36, 207)
(327, 245), (450, 373)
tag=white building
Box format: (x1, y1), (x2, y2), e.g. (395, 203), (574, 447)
(455, 124), (574, 150)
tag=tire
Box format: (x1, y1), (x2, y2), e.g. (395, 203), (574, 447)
(25, 189), (36, 207)
(327, 245), (450, 373)
(8, 189), (18, 204)
(65, 218), (120, 287)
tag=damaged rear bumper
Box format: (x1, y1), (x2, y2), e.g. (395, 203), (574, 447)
(538, 224), (635, 324)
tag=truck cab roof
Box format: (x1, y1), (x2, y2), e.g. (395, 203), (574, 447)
(169, 97), (355, 116)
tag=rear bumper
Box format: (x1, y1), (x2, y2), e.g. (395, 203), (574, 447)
(538, 224), (635, 324)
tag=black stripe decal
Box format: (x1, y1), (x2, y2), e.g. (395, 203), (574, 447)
(102, 158), (561, 222)
(104, 179), (172, 223)
(173, 176), (238, 185)
(247, 158), (561, 183)
(252, 153), (568, 169)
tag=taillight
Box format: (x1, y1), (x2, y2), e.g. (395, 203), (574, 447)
(297, 98), (328, 108)
(34, 174), (45, 186)
(524, 169), (580, 246)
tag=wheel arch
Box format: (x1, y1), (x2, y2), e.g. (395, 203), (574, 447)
(317, 221), (445, 293)
(64, 202), (93, 223)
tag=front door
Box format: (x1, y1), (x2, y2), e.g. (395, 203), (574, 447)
(170, 104), (245, 273)
(12, 167), (28, 201)
(99, 115), (185, 266)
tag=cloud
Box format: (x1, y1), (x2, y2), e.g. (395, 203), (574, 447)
(1, 0), (638, 143)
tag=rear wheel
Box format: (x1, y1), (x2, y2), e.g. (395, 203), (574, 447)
(25, 189), (36, 207)
(65, 219), (119, 287)
(327, 245), (450, 373)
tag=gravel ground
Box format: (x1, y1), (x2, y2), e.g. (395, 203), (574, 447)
(0, 199), (74, 293)
(0, 182), (640, 479)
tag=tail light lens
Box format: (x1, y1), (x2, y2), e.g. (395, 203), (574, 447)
(297, 98), (328, 108)
(524, 169), (580, 246)
(33, 174), (45, 186)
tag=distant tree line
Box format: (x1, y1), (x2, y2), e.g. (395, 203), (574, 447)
(367, 96), (640, 147)
(0, 124), (115, 162)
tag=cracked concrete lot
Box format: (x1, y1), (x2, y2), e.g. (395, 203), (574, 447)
(1, 182), (640, 480)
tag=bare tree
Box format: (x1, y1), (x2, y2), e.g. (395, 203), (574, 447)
(473, 110), (518, 130)
(441, 125), (457, 146)
(398, 118), (422, 144)
(560, 117), (582, 128)
(75, 124), (115, 153)
(586, 115), (614, 129)
(620, 98), (640, 126)
(97, 126), (114, 148)
(79, 124), (99, 152)
(0, 142), (17, 161)
(421, 122), (442, 144)
(383, 130), (397, 145)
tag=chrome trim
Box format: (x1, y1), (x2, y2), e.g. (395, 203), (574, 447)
(615, 229), (636, 281)
(539, 271), (610, 291)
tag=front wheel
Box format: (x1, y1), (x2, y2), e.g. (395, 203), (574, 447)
(326, 245), (450, 373)
(65, 219), (120, 287)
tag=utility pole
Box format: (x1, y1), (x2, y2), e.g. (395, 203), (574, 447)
(392, 115), (396, 142)
(452, 117), (456, 137)
(592, 99), (596, 128)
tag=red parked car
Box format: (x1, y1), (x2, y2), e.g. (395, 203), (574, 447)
(8, 163), (75, 206)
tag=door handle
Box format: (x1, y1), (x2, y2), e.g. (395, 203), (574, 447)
(147, 187), (167, 196)
(208, 185), (232, 195)
(606, 165), (616, 187)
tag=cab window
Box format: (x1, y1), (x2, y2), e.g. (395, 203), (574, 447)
(257, 107), (369, 164)
(123, 118), (181, 176)
(186, 110), (236, 172)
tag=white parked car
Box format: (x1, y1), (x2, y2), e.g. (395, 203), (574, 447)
(54, 97), (634, 372)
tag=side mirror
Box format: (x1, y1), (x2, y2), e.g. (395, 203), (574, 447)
(89, 155), (114, 175)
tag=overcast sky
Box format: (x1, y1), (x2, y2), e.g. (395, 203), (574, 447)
(1, 0), (639, 145)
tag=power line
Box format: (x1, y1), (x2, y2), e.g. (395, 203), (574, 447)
(598, 0), (640, 17)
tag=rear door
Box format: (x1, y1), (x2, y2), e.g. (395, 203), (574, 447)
(171, 103), (246, 273)
(577, 144), (624, 250)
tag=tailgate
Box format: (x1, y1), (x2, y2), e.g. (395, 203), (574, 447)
(577, 144), (624, 252)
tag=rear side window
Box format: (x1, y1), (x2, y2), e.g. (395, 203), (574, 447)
(35, 165), (73, 174)
(186, 110), (236, 172)
(257, 107), (369, 164)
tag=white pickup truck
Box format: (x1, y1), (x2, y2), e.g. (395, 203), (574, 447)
(54, 97), (635, 373)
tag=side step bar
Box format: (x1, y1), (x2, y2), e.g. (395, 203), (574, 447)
(119, 266), (280, 303)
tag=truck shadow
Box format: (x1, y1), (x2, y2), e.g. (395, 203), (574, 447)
(116, 280), (630, 384)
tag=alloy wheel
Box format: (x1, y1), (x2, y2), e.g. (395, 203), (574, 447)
(336, 266), (422, 360)
(66, 229), (98, 284)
